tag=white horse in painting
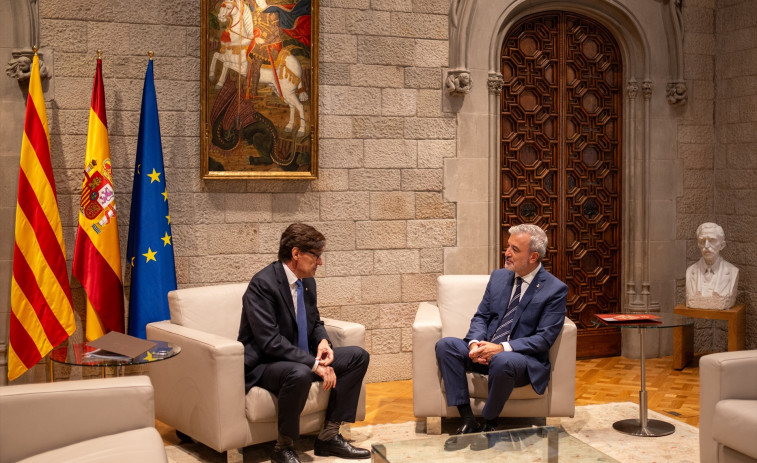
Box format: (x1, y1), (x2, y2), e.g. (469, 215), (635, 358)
(209, 0), (308, 137)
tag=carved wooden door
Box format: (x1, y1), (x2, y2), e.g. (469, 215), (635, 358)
(499, 12), (622, 358)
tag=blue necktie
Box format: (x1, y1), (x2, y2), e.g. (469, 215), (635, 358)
(295, 280), (308, 352)
(492, 277), (522, 343)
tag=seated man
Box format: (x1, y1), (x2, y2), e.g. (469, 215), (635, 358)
(238, 223), (371, 463)
(435, 224), (568, 441)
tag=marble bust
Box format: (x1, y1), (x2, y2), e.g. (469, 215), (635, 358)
(686, 222), (739, 309)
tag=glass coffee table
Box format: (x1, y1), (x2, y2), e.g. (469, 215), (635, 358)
(593, 312), (694, 437)
(371, 426), (617, 462)
(49, 340), (181, 381)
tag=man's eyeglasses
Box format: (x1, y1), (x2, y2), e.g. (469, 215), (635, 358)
(305, 250), (322, 261)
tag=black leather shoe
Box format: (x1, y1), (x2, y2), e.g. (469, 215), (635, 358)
(314, 434), (371, 459)
(454, 422), (482, 435)
(480, 423), (497, 433)
(271, 447), (301, 463)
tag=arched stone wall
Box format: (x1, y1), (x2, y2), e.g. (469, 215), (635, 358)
(444, 0), (687, 357)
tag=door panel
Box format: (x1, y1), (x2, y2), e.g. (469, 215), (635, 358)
(500, 12), (622, 358)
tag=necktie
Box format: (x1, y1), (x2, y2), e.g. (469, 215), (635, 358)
(492, 277), (522, 343)
(295, 280), (308, 352)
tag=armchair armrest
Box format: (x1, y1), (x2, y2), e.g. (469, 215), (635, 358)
(412, 302), (444, 417)
(323, 318), (366, 348)
(146, 320), (249, 453)
(699, 350), (757, 463)
(0, 376), (154, 463)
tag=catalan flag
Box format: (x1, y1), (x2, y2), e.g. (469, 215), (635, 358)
(127, 59), (177, 339)
(9, 53), (76, 381)
(73, 57), (125, 341)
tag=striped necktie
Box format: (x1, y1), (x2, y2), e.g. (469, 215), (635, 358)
(491, 277), (522, 343)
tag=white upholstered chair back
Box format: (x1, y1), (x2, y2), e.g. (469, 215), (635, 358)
(437, 274), (489, 339)
(167, 283), (247, 340)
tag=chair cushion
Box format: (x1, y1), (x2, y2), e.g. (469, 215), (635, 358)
(713, 399), (757, 458)
(246, 382), (332, 422)
(167, 283), (248, 339)
(437, 275), (489, 338)
(18, 428), (166, 463)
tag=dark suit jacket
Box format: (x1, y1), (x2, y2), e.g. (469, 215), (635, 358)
(238, 261), (330, 392)
(464, 266), (567, 394)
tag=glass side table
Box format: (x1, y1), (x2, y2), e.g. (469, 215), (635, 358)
(49, 340), (181, 381)
(593, 313), (694, 437)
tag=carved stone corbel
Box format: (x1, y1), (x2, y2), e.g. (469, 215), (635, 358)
(6, 48), (50, 81)
(446, 70), (472, 95)
(487, 72), (504, 95)
(666, 81), (687, 105)
(663, 0), (687, 105)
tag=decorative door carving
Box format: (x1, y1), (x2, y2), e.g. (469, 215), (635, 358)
(500, 12), (622, 358)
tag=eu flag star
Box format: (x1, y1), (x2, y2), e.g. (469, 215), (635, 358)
(147, 168), (161, 183)
(143, 247), (157, 262)
(161, 232), (172, 246)
(162, 188), (168, 201)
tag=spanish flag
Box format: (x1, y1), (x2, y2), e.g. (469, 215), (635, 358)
(9, 53), (76, 381)
(73, 56), (125, 340)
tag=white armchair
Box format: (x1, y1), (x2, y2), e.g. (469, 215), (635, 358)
(699, 350), (757, 463)
(0, 376), (166, 463)
(412, 275), (576, 434)
(146, 283), (366, 462)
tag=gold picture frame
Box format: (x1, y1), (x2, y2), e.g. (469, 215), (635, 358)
(201, 0), (318, 179)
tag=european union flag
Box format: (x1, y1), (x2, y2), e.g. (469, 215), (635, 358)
(127, 59), (177, 339)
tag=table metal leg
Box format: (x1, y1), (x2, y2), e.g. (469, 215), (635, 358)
(612, 327), (675, 437)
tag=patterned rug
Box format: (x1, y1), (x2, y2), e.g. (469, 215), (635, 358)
(165, 402), (699, 462)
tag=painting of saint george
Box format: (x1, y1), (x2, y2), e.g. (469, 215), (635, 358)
(201, 0), (317, 179)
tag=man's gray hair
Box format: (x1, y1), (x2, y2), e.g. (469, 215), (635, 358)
(508, 224), (548, 259)
(696, 222), (725, 241)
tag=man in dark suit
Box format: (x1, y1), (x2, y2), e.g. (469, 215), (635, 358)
(239, 223), (371, 463)
(436, 223), (568, 439)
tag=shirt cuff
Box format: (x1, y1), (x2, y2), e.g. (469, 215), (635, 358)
(311, 359), (319, 371)
(501, 342), (513, 352)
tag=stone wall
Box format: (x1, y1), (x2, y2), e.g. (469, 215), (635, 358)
(18, 0), (455, 383)
(712, 0), (757, 348)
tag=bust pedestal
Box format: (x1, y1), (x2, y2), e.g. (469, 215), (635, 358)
(672, 303), (746, 370)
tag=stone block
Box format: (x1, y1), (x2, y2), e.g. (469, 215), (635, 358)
(420, 247), (444, 273)
(370, 328), (402, 354)
(349, 169), (402, 191)
(320, 33), (358, 63)
(310, 169), (350, 191)
(401, 327), (413, 351)
(352, 117), (404, 139)
(43, 20), (89, 54)
(364, 139), (417, 168)
(404, 117), (455, 139)
(319, 139), (364, 168)
(405, 67), (443, 89)
(358, 36), (416, 66)
(271, 192), (321, 222)
(339, 304), (381, 329)
(361, 274), (402, 303)
(309, 221), (357, 251)
(316, 276), (362, 306)
(324, 250), (375, 277)
(402, 168), (443, 191)
(374, 249), (420, 274)
(370, 191), (415, 220)
(365, 352), (412, 382)
(413, 0), (449, 14)
(321, 0), (370, 7)
(683, 6), (715, 34)
(319, 115), (353, 139)
(320, 86), (381, 116)
(345, 10), (392, 35)
(371, 0), (413, 12)
(407, 219), (456, 248)
(382, 89), (417, 116)
(401, 273), (439, 302)
(320, 191), (370, 221)
(188, 254), (250, 284)
(223, 194), (273, 223)
(684, 53), (715, 80)
(193, 223), (258, 255)
(415, 192), (455, 219)
(391, 12), (448, 39)
(379, 302), (419, 329)
(416, 89), (446, 117)
(356, 221), (407, 249)
(320, 6), (347, 31)
(350, 64), (405, 88)
(319, 62), (351, 86)
(413, 39), (448, 67)
(418, 139), (456, 168)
